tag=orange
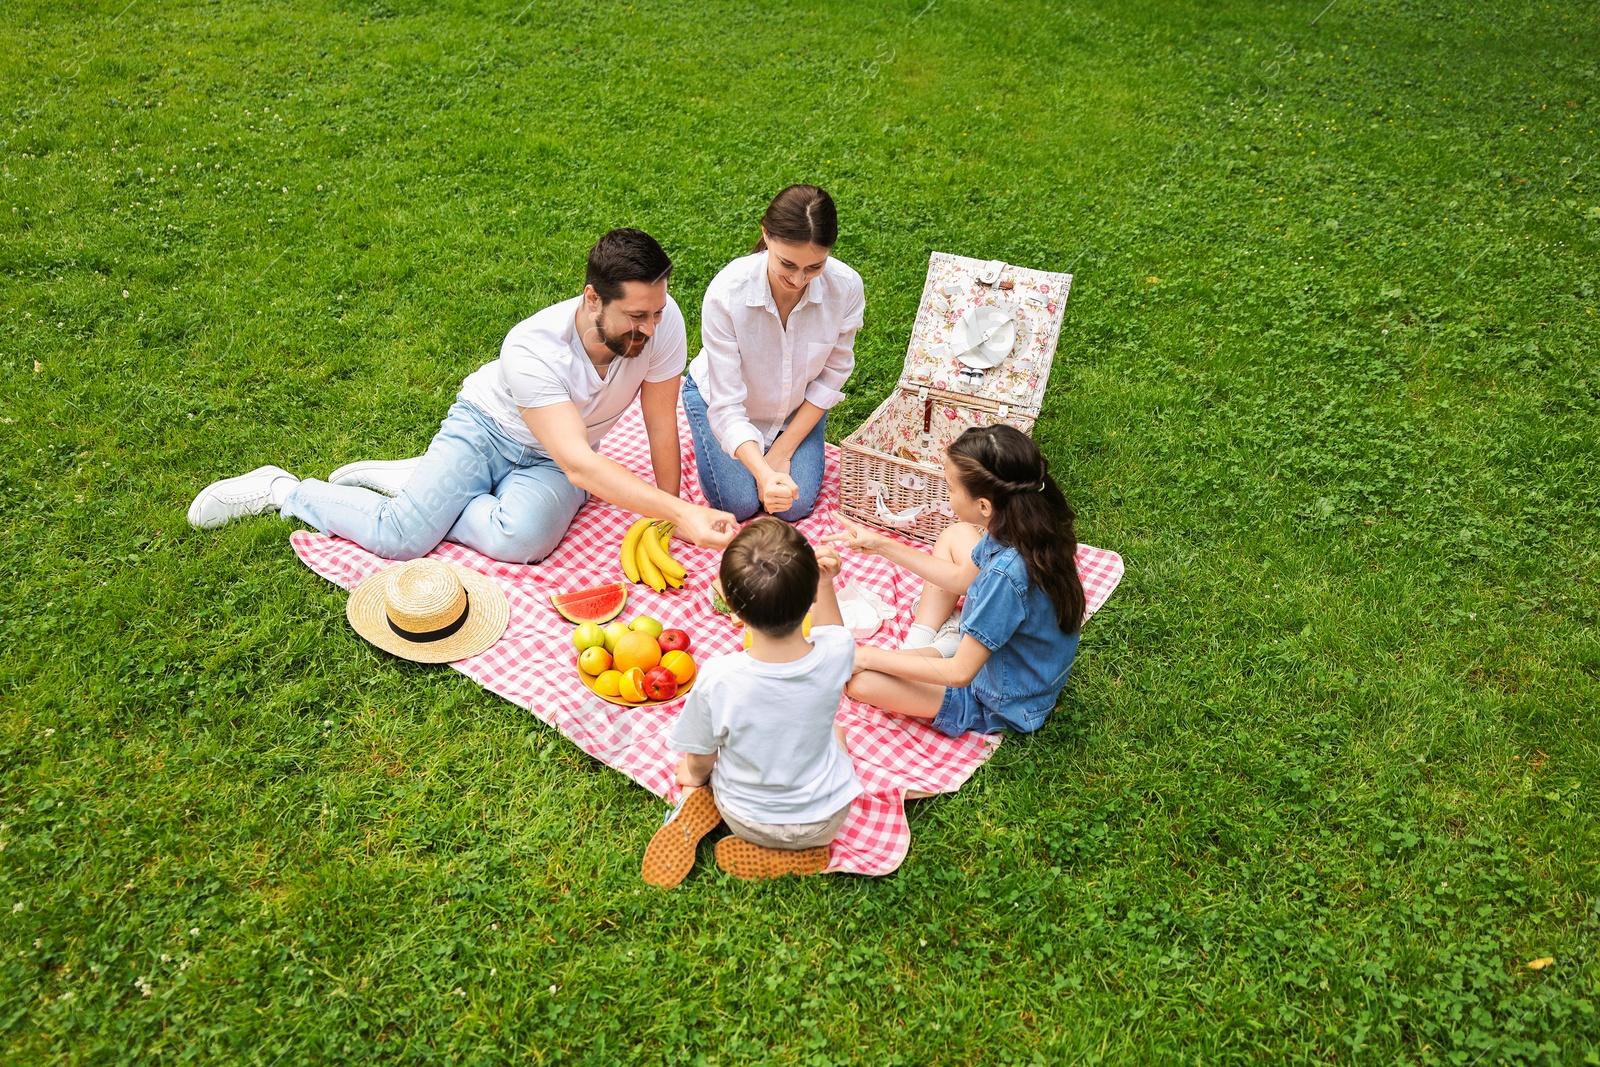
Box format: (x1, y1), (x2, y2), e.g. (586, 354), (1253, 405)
(661, 650), (696, 686)
(593, 669), (624, 697)
(613, 630), (662, 673)
(618, 667), (648, 703)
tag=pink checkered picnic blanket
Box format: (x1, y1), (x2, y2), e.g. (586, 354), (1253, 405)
(290, 399), (1123, 876)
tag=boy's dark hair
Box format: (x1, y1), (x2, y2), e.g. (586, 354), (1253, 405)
(586, 228), (673, 304)
(720, 517), (818, 637)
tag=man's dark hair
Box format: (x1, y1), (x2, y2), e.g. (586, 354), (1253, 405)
(586, 228), (673, 304)
(720, 517), (818, 637)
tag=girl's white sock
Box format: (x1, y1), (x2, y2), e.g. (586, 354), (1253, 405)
(900, 623), (937, 650)
(930, 608), (964, 658)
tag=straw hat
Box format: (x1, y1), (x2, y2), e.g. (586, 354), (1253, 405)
(346, 559), (509, 663)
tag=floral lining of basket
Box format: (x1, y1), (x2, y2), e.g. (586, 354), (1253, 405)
(839, 252), (1071, 543)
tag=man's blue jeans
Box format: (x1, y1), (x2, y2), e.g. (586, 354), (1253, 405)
(281, 398), (588, 564)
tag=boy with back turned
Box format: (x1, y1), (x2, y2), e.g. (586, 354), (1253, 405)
(642, 517), (860, 886)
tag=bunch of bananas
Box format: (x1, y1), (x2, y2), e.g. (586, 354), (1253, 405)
(620, 517), (688, 593)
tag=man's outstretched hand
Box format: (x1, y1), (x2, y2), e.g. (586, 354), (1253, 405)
(674, 505), (738, 551)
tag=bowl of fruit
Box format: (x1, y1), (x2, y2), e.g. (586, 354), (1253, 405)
(572, 615), (697, 707)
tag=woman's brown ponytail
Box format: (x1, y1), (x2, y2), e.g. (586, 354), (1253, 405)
(752, 185), (838, 253)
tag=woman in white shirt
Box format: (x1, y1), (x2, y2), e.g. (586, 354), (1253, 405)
(682, 185), (864, 522)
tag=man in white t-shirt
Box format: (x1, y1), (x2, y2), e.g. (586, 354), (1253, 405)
(188, 229), (738, 563)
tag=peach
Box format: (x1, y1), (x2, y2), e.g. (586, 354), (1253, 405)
(578, 646), (612, 676)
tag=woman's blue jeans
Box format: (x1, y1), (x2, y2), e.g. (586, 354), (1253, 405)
(280, 398), (588, 564)
(682, 376), (826, 523)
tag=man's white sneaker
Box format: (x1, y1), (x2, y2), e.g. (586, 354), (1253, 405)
(187, 466), (298, 529)
(329, 457), (421, 496)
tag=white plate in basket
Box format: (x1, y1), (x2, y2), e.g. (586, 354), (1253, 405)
(949, 306), (1017, 368)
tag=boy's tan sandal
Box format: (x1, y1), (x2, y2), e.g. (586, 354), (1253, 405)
(714, 837), (830, 881)
(641, 787), (722, 889)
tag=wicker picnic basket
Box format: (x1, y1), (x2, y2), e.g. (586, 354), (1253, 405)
(839, 252), (1072, 543)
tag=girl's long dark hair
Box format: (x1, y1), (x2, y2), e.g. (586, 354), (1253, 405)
(751, 184), (838, 253)
(947, 425), (1085, 635)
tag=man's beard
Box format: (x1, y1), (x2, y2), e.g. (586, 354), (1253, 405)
(595, 316), (648, 359)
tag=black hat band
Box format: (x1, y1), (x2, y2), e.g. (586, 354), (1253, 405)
(387, 593), (471, 643)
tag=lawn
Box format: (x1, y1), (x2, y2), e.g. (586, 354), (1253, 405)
(3, 0), (1599, 1062)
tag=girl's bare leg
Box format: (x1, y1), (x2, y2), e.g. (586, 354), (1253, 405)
(845, 670), (947, 721)
(910, 586), (960, 631)
(910, 522), (983, 629)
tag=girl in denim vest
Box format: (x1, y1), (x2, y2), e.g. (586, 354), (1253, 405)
(826, 425), (1086, 736)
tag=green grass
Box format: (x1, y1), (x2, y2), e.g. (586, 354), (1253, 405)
(3, 0), (1600, 1062)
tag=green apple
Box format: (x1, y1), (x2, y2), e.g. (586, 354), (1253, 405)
(602, 621), (631, 654)
(629, 615), (664, 639)
(573, 622), (607, 652)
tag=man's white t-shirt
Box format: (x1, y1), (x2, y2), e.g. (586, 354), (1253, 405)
(458, 294), (687, 456)
(667, 625), (861, 826)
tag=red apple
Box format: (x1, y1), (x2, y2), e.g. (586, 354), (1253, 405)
(642, 665), (679, 701)
(657, 628), (691, 655)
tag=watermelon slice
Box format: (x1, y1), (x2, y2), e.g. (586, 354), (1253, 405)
(550, 581), (628, 625)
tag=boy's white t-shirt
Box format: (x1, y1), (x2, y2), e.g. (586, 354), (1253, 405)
(667, 625), (861, 826)
(458, 294), (687, 456)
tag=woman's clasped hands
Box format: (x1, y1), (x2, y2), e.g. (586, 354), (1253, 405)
(756, 461), (800, 515)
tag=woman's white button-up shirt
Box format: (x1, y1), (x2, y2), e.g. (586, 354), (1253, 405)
(687, 251), (864, 458)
